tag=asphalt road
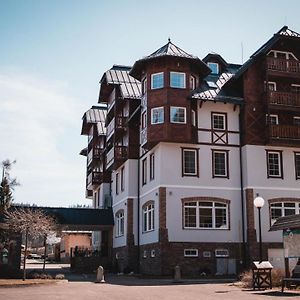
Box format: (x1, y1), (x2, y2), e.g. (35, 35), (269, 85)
(0, 280), (299, 300)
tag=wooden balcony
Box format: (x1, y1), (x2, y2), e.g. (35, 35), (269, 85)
(115, 145), (128, 161)
(269, 91), (300, 110)
(115, 116), (127, 129)
(267, 57), (300, 78)
(270, 125), (300, 142)
(87, 146), (103, 166)
(106, 145), (128, 169)
(87, 171), (108, 186)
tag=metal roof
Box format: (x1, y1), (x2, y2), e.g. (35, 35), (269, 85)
(191, 63), (243, 104)
(278, 26), (300, 37)
(269, 214), (300, 231)
(146, 39), (198, 59)
(0, 206), (114, 231)
(81, 106), (107, 136)
(101, 65), (141, 100)
(79, 147), (88, 157)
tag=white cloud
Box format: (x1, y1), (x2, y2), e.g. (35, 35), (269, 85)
(0, 70), (88, 207)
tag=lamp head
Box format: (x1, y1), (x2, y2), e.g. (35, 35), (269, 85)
(254, 196), (265, 208)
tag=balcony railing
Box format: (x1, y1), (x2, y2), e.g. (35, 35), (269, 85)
(106, 146), (128, 169)
(140, 128), (147, 145)
(267, 57), (300, 75)
(106, 118), (115, 140)
(269, 91), (300, 108)
(115, 116), (127, 129)
(87, 171), (104, 186)
(87, 146), (103, 165)
(270, 125), (300, 140)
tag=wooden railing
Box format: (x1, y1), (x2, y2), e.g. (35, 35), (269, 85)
(267, 57), (300, 75)
(87, 171), (103, 186)
(269, 91), (300, 108)
(270, 125), (300, 140)
(115, 146), (128, 160)
(115, 116), (127, 128)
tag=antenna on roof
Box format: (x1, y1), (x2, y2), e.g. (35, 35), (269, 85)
(241, 42), (244, 64)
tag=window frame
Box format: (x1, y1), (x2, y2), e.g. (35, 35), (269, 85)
(212, 149), (229, 178)
(170, 106), (186, 124)
(295, 152), (300, 180)
(142, 77), (147, 95)
(170, 71), (186, 89)
(293, 116), (300, 126)
(266, 150), (283, 179)
(207, 62), (219, 74)
(141, 111), (147, 129)
(182, 148), (199, 177)
(291, 84), (300, 93)
(212, 112), (227, 131)
(151, 72), (164, 90)
(150, 153), (155, 181)
(190, 75), (196, 90)
(142, 201), (155, 233)
(270, 201), (300, 225)
(120, 167), (125, 192)
(266, 114), (279, 125)
(183, 200), (229, 230)
(151, 107), (164, 124)
(115, 210), (124, 237)
(184, 249), (198, 257)
(115, 172), (119, 195)
(142, 158), (147, 186)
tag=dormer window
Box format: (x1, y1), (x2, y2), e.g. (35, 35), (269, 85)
(190, 75), (196, 90)
(207, 62), (219, 75)
(170, 72), (186, 88)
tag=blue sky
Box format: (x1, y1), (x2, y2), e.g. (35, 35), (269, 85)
(0, 0), (299, 207)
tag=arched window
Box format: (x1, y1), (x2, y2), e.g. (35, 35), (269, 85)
(142, 201), (155, 232)
(115, 210), (124, 237)
(183, 198), (229, 229)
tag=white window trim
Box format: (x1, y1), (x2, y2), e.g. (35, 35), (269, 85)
(207, 62), (219, 74)
(190, 75), (196, 90)
(115, 210), (124, 237)
(267, 151), (282, 178)
(270, 202), (300, 225)
(183, 201), (229, 230)
(215, 249), (229, 257)
(268, 50), (298, 60)
(170, 71), (186, 88)
(291, 84), (300, 88)
(212, 113), (226, 130)
(183, 149), (197, 176)
(213, 150), (228, 178)
(150, 153), (155, 181)
(268, 81), (277, 91)
(151, 107), (164, 124)
(293, 116), (300, 124)
(203, 251), (211, 258)
(170, 106), (186, 124)
(191, 110), (196, 127)
(142, 202), (155, 233)
(151, 72), (164, 89)
(266, 114), (279, 125)
(184, 249), (199, 257)
(295, 153), (300, 179)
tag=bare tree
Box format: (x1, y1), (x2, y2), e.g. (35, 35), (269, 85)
(5, 208), (56, 280)
(0, 159), (19, 214)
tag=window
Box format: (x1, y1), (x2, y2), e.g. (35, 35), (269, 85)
(142, 158), (147, 185)
(121, 167), (125, 192)
(295, 153), (300, 179)
(142, 77), (147, 95)
(294, 117), (300, 126)
(215, 249), (229, 257)
(142, 111), (147, 129)
(267, 82), (276, 91)
(170, 72), (186, 88)
(270, 202), (300, 225)
(191, 110), (196, 127)
(266, 150), (283, 178)
(143, 202), (154, 232)
(212, 150), (228, 178)
(116, 173), (119, 195)
(115, 210), (124, 237)
(183, 201), (229, 229)
(151, 107), (164, 124)
(182, 148), (198, 176)
(207, 62), (219, 74)
(190, 75), (196, 90)
(266, 114), (279, 125)
(291, 84), (300, 93)
(184, 249), (198, 257)
(212, 113), (226, 130)
(203, 251), (211, 258)
(151, 72), (164, 89)
(170, 107), (186, 123)
(150, 153), (155, 181)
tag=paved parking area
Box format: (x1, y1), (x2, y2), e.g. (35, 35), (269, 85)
(0, 279), (299, 300)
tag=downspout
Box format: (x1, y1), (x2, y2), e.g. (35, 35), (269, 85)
(137, 150), (140, 273)
(239, 109), (247, 269)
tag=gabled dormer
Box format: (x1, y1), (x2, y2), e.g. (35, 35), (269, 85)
(203, 53), (229, 76)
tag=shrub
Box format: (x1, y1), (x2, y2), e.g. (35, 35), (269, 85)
(55, 274), (65, 280)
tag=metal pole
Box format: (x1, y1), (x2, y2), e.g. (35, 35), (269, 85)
(258, 207), (263, 262)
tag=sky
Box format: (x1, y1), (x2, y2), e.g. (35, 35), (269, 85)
(0, 0), (299, 207)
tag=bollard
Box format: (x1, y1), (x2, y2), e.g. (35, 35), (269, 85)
(173, 265), (182, 283)
(95, 265), (105, 283)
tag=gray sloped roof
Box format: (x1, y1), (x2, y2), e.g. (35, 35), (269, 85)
(191, 63), (243, 104)
(101, 65), (141, 99)
(269, 214), (300, 231)
(81, 105), (107, 135)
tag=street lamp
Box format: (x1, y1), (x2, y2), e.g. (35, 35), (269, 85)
(254, 195), (265, 262)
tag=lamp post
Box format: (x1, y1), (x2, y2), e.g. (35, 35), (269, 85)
(254, 195), (265, 262)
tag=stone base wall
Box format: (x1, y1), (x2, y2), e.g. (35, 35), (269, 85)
(112, 244), (138, 273)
